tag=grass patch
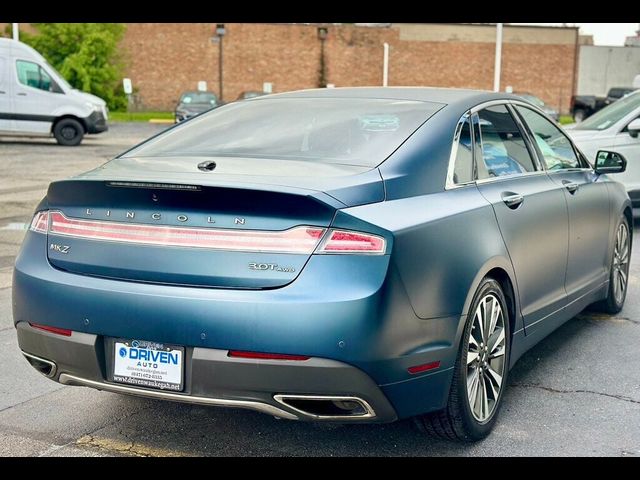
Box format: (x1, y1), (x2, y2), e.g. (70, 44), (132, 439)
(559, 115), (574, 125)
(109, 111), (174, 122)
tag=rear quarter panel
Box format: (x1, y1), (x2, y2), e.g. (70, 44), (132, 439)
(340, 187), (520, 325)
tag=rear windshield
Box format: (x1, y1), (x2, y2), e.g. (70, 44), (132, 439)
(124, 97), (443, 167)
(180, 92), (218, 105)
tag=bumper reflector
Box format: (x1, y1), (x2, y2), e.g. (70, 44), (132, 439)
(407, 361), (440, 374)
(228, 350), (310, 361)
(29, 323), (72, 337)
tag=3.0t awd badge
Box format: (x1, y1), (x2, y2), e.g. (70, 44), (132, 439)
(248, 262), (295, 273)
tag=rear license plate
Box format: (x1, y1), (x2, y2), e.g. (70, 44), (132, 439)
(113, 339), (184, 391)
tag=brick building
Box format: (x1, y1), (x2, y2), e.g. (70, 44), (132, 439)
(1, 23), (580, 113)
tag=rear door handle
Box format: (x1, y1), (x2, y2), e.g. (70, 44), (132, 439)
(0, 91), (5, 94)
(562, 181), (579, 194)
(17, 92), (27, 96)
(501, 193), (524, 209)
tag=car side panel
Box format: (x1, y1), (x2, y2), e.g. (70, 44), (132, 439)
(546, 170), (611, 302)
(476, 174), (570, 333)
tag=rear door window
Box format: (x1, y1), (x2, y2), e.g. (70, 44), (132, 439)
(475, 104), (537, 180)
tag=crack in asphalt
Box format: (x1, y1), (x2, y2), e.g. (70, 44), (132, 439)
(610, 317), (640, 325)
(73, 400), (185, 457)
(77, 434), (141, 457)
(578, 314), (640, 326)
(0, 385), (67, 414)
(511, 383), (640, 406)
(77, 429), (186, 457)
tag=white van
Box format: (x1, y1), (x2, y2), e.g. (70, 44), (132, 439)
(0, 38), (108, 146)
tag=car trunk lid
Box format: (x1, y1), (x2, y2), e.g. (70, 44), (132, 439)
(44, 156), (384, 289)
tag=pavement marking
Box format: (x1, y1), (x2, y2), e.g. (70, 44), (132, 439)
(0, 256), (15, 269)
(0, 185), (48, 196)
(0, 223), (27, 231)
(76, 434), (189, 457)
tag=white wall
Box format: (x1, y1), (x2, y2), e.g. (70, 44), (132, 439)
(577, 45), (640, 96)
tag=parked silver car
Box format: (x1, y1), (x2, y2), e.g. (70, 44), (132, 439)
(566, 91), (640, 215)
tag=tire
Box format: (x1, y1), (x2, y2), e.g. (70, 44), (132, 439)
(592, 216), (631, 314)
(53, 118), (84, 146)
(415, 277), (511, 441)
(573, 109), (587, 123)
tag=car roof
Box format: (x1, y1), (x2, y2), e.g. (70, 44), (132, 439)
(261, 86), (522, 110)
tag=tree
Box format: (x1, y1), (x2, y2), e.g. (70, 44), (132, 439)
(21, 24), (128, 110)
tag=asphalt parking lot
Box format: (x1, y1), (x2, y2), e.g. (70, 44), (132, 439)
(0, 123), (639, 457)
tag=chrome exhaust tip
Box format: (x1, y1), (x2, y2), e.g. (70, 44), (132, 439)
(21, 351), (57, 378)
(273, 394), (376, 420)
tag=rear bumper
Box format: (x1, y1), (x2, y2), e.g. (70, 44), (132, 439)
(16, 322), (397, 422)
(13, 231), (461, 420)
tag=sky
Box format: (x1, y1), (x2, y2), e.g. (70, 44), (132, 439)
(518, 23), (639, 46)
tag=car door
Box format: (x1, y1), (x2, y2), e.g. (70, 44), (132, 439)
(613, 112), (640, 204)
(0, 55), (14, 132)
(472, 103), (569, 333)
(514, 104), (611, 302)
(13, 59), (59, 134)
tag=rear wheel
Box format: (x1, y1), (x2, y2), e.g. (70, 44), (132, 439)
(416, 278), (510, 441)
(53, 118), (84, 146)
(593, 217), (631, 314)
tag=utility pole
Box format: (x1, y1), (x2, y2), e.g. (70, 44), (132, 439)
(215, 24), (226, 102)
(383, 42), (389, 86)
(12, 23), (19, 41)
(493, 23), (503, 92)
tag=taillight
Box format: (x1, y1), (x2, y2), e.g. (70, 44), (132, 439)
(29, 211), (49, 233)
(41, 210), (387, 255)
(316, 229), (386, 255)
(48, 211), (326, 254)
(29, 322), (72, 337)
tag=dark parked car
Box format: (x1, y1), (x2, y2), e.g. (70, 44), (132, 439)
(571, 87), (637, 123)
(174, 91), (219, 123)
(14, 88), (631, 441)
(236, 90), (268, 101)
(514, 92), (559, 122)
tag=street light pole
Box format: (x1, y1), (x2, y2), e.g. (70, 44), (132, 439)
(215, 24), (226, 102)
(383, 42), (389, 87)
(317, 27), (328, 88)
(12, 23), (19, 41)
(493, 23), (503, 92)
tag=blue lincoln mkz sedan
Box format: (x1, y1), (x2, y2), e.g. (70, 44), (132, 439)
(13, 87), (632, 441)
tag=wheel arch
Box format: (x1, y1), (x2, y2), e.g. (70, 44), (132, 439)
(51, 115), (87, 134)
(623, 205), (633, 239)
(455, 258), (522, 354)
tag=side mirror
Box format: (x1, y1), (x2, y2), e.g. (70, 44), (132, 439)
(628, 118), (640, 138)
(595, 150), (627, 174)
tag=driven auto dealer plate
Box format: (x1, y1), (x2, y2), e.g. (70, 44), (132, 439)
(113, 339), (184, 391)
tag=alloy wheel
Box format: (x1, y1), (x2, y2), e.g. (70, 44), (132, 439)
(613, 222), (630, 305)
(466, 294), (506, 422)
